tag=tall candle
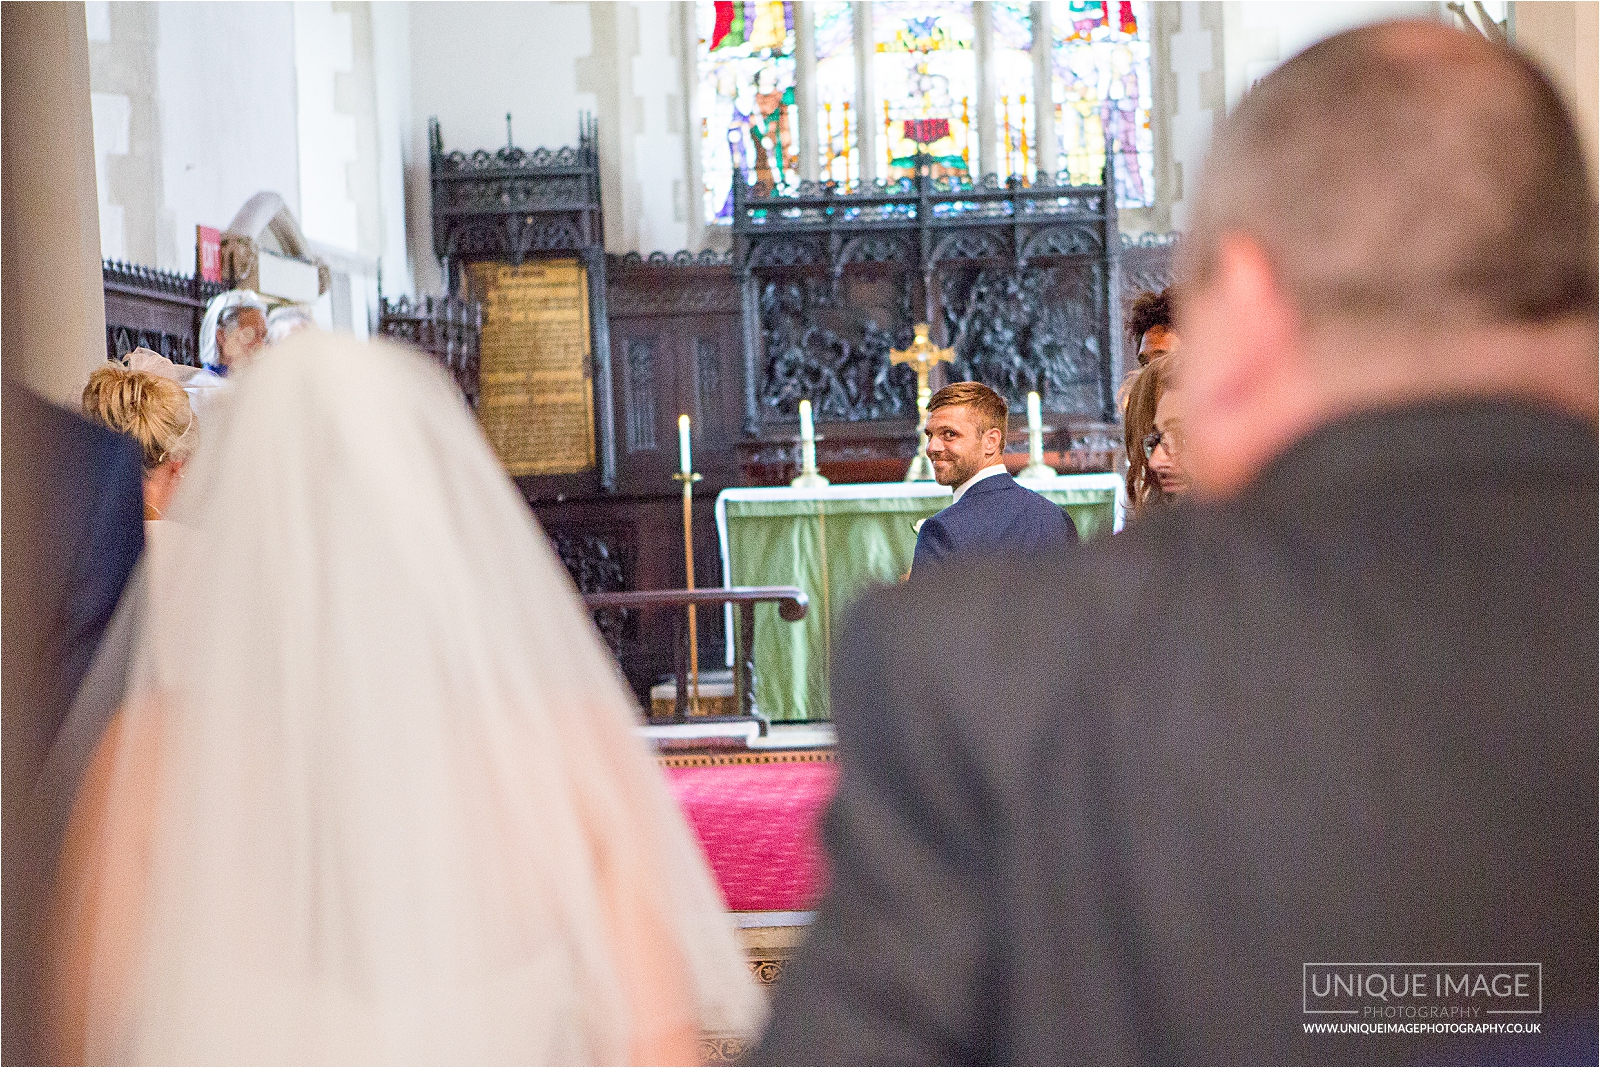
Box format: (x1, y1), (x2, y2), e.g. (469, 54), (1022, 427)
(1027, 391), (1045, 466)
(799, 399), (818, 473)
(678, 413), (692, 475)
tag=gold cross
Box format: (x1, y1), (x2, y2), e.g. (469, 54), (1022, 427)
(890, 323), (955, 419)
(890, 323), (955, 481)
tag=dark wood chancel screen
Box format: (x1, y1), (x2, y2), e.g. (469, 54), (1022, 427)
(102, 260), (227, 367)
(730, 153), (1129, 470)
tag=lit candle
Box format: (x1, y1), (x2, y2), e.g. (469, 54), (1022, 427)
(1027, 391), (1045, 467)
(678, 413), (692, 476)
(798, 399), (817, 473)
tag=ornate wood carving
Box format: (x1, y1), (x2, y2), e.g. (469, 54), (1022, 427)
(623, 338), (658, 453)
(1119, 231), (1179, 319)
(430, 117), (617, 493)
(941, 264), (1106, 417)
(102, 260), (226, 367)
(757, 275), (918, 422)
(377, 294), (483, 408)
(732, 141), (1128, 431)
(547, 527), (634, 658)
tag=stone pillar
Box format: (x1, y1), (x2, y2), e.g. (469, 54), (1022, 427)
(2, 2), (107, 405)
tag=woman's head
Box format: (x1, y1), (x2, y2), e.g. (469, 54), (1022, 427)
(1122, 353), (1190, 513)
(82, 363), (196, 518)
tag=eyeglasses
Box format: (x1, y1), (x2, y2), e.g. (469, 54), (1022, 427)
(1142, 427), (1183, 460)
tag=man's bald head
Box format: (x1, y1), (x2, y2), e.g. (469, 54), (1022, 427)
(1182, 20), (1596, 333)
(1175, 20), (1598, 497)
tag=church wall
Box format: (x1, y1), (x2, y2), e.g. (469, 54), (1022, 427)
(87, 1), (394, 333)
(87, 1), (304, 273)
(404, 0), (601, 294)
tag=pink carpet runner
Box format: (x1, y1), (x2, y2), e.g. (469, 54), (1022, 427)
(665, 759), (839, 912)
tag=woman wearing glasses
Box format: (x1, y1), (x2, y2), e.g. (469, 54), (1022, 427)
(1122, 353), (1191, 515)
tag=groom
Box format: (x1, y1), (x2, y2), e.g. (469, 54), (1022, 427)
(911, 382), (1076, 575)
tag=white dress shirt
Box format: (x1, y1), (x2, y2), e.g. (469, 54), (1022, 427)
(951, 462), (1009, 505)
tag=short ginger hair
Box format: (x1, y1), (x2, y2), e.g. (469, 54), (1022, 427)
(82, 363), (196, 470)
(927, 381), (1009, 439)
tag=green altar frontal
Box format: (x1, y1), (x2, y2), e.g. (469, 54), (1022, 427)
(715, 475), (1122, 722)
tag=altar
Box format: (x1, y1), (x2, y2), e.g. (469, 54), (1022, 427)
(716, 474), (1122, 722)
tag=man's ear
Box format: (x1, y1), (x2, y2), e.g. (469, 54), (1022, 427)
(1181, 234), (1315, 497)
(986, 425), (1005, 457)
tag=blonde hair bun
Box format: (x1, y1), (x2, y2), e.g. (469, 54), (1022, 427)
(82, 362), (197, 470)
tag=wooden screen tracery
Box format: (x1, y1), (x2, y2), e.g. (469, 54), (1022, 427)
(731, 135), (1127, 442)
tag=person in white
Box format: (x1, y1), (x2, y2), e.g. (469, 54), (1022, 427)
(48, 332), (764, 1065)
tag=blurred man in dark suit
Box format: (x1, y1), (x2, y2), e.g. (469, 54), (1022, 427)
(755, 20), (1597, 1066)
(3, 382), (144, 1065)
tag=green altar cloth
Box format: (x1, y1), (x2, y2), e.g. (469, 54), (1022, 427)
(715, 474), (1121, 722)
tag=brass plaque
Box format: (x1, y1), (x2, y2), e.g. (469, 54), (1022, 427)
(469, 259), (596, 477)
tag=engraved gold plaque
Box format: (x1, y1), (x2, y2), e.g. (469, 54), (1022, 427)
(468, 259), (596, 477)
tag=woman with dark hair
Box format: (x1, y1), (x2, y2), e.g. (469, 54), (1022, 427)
(1122, 353), (1190, 515)
(1126, 286), (1179, 367)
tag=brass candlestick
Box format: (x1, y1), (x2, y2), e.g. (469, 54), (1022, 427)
(891, 323), (955, 482)
(673, 469), (703, 715)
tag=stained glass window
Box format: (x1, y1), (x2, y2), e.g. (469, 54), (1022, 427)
(991, 1), (1034, 184)
(872, 2), (976, 183)
(1050, 0), (1154, 206)
(700, 0), (1157, 224)
(814, 0), (858, 186)
(697, 1), (798, 222)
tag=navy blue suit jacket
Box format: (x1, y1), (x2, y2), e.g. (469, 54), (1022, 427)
(3, 383), (144, 1065)
(911, 471), (1076, 574)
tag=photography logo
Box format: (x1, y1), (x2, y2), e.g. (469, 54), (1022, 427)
(1302, 963), (1542, 1036)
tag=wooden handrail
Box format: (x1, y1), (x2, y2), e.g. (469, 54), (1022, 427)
(581, 586), (809, 730)
(582, 585), (807, 622)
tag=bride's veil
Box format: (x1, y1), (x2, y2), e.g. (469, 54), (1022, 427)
(76, 334), (764, 1063)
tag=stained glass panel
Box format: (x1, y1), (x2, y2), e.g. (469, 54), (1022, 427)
(1050, 0), (1153, 206)
(991, 1), (1034, 183)
(814, 0), (858, 186)
(697, 1), (798, 223)
(871, 1), (976, 182)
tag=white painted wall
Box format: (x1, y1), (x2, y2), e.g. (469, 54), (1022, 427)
(295, 0), (361, 252)
(154, 2), (303, 271)
(1229, 1), (1439, 108)
(403, 1), (599, 294)
(371, 0), (415, 296)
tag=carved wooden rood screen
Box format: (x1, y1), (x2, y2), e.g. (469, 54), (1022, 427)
(730, 151), (1129, 454)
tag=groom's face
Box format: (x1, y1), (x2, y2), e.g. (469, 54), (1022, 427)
(926, 404), (996, 487)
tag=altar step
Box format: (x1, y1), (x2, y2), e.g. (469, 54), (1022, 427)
(639, 719), (836, 751)
(650, 671), (740, 719)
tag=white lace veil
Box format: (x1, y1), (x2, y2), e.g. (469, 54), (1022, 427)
(78, 333), (764, 1063)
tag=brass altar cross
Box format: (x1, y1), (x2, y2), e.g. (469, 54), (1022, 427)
(891, 323), (955, 481)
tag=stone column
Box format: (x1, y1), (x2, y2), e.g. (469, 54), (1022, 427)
(2, 2), (107, 405)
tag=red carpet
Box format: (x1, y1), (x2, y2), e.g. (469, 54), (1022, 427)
(664, 756), (838, 912)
